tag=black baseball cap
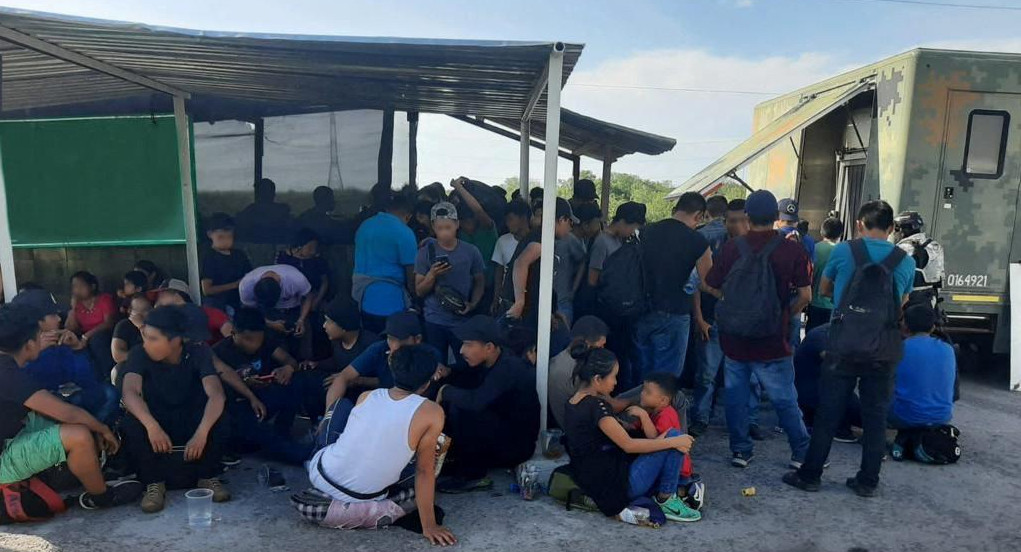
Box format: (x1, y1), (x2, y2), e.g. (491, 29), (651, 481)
(206, 212), (235, 231)
(574, 202), (602, 225)
(453, 315), (505, 346)
(324, 298), (362, 331)
(573, 179), (598, 201)
(10, 289), (63, 321)
(555, 197), (580, 224)
(613, 201), (647, 225)
(384, 311), (423, 340)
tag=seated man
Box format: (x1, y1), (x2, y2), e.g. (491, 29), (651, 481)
(0, 303), (141, 510)
(319, 312), (445, 446)
(157, 279), (232, 346)
(112, 293), (152, 366)
(890, 304), (956, 430)
(294, 345), (456, 545)
(793, 323), (859, 442)
(120, 305), (230, 514)
(435, 315), (540, 493)
(212, 308), (307, 463)
(294, 298), (379, 421)
(14, 290), (120, 424)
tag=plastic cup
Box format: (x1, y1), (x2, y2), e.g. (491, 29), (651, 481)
(185, 488), (213, 527)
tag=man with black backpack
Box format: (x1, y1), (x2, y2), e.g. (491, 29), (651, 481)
(704, 190), (812, 469)
(784, 200), (915, 497)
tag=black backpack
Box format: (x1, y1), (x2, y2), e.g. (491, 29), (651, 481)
(597, 239), (648, 318)
(892, 424), (961, 465)
(828, 239), (907, 363)
(715, 235), (785, 339)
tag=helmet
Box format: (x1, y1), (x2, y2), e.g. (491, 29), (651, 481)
(894, 211), (924, 236)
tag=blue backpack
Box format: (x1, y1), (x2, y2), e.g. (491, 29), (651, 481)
(715, 235), (785, 339)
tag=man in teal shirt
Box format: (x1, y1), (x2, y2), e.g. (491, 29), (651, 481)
(806, 217), (844, 331)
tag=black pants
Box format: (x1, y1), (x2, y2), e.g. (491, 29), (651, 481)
(798, 358), (896, 488)
(443, 405), (534, 480)
(599, 307), (637, 393)
(87, 328), (115, 382)
(362, 312), (387, 335)
(122, 409), (225, 488)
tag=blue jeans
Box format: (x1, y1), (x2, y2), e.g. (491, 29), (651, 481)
(789, 312), (802, 350)
(689, 325), (761, 426)
(628, 429), (684, 498)
(424, 321), (464, 368)
(724, 357), (810, 458)
(254, 383), (301, 436)
(632, 311), (691, 378)
(67, 384), (120, 425)
(556, 298), (574, 327)
(226, 398), (312, 465)
(315, 398), (355, 450)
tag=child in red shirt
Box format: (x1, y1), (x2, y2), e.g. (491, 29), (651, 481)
(639, 373), (695, 483)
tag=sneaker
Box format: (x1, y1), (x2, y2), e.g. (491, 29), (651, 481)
(437, 476), (493, 494)
(688, 421), (708, 438)
(680, 480), (706, 512)
(655, 494), (702, 522)
(845, 477), (877, 498)
(749, 425), (766, 441)
(197, 478), (232, 503)
(221, 453), (242, 467)
(140, 482), (167, 514)
(834, 429), (859, 444)
(731, 451), (753, 468)
(79, 480), (144, 510)
(782, 471), (820, 492)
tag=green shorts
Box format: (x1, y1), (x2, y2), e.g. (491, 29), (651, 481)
(0, 412), (66, 484)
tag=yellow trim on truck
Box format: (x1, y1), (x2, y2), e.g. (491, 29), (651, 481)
(950, 294), (1002, 303)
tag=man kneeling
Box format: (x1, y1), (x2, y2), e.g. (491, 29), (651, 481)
(294, 345), (456, 546)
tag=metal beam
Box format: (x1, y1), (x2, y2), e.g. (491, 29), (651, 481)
(521, 62), (549, 121)
(253, 118), (264, 183)
(601, 147), (613, 218)
(450, 115), (575, 162)
(535, 42), (565, 434)
(572, 156), (581, 184)
(408, 111), (419, 188)
(728, 171), (756, 193)
(519, 120), (530, 197)
(0, 24), (190, 99)
(173, 96), (201, 303)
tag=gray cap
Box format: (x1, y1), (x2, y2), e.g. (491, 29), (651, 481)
(430, 201), (459, 222)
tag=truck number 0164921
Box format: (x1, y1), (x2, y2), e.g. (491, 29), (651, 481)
(946, 274), (989, 288)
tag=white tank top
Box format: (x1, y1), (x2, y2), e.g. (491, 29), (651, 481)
(310, 388), (426, 502)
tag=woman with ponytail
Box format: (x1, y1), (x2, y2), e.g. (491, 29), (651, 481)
(563, 347), (701, 523)
(548, 316), (609, 429)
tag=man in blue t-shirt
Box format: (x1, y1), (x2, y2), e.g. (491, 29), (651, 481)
(890, 304), (955, 428)
(317, 311), (446, 446)
(786, 200), (916, 498)
(352, 195), (419, 334)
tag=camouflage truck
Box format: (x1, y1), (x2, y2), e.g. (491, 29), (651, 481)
(670, 48), (1021, 358)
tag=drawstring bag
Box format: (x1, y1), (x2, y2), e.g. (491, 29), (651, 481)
(0, 478), (67, 523)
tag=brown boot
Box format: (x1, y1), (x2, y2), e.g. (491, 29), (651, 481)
(140, 483), (166, 513)
(196, 478), (231, 503)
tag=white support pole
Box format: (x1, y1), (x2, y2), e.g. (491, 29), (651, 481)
(535, 43), (565, 433)
(0, 142), (16, 302)
(173, 96), (202, 303)
(1010, 263), (1021, 391)
(519, 120), (530, 197)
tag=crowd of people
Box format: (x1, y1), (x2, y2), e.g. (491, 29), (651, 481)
(0, 175), (960, 543)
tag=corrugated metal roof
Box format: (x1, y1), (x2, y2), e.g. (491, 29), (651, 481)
(667, 79), (873, 198)
(0, 8), (583, 122)
(477, 108), (675, 161)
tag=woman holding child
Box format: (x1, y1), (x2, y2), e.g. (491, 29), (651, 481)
(563, 346), (701, 524)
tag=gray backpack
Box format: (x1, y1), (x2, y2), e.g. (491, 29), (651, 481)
(715, 235), (785, 339)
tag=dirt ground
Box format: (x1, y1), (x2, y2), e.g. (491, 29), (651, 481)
(1, 373), (1020, 552)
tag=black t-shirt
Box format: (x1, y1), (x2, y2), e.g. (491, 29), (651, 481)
(563, 395), (631, 517)
(112, 319), (142, 351)
(501, 230), (541, 318)
(212, 336), (281, 377)
(200, 248), (253, 309)
(276, 252), (330, 293)
(123, 343), (217, 413)
(327, 330), (379, 374)
(0, 355), (43, 444)
(641, 219), (709, 315)
(442, 351), (540, 454)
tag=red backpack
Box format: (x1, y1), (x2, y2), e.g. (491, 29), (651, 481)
(0, 478), (67, 523)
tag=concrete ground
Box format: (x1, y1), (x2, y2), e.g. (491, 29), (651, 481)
(2, 373), (1020, 552)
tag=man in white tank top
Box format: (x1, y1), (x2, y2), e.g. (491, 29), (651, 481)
(293, 345), (457, 546)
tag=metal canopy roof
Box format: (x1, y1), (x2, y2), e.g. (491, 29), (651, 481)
(0, 8), (583, 122)
(493, 108), (675, 161)
(667, 79), (873, 198)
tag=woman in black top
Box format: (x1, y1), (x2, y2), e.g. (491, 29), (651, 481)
(563, 347), (700, 523)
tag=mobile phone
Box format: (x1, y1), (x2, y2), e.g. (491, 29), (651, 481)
(435, 255), (450, 266)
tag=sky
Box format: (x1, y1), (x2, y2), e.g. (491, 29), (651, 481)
(4, 0), (1021, 189)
